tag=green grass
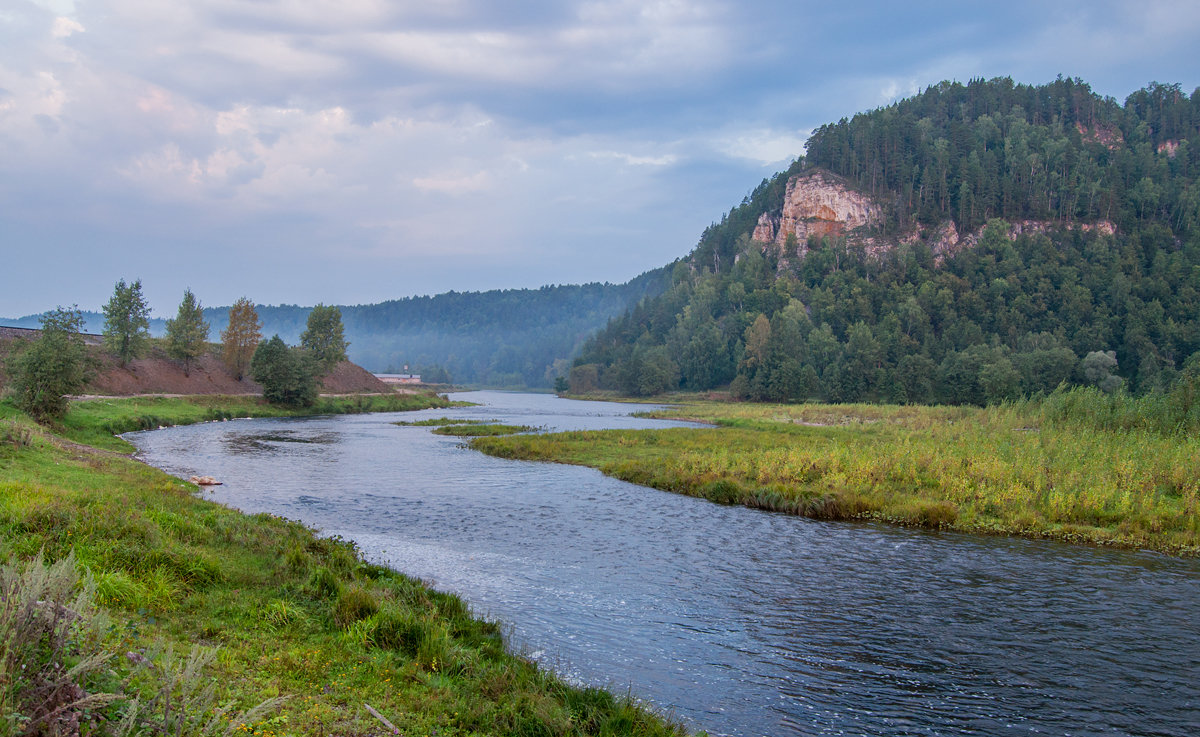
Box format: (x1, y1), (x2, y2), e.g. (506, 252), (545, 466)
(50, 393), (454, 452)
(394, 417), (490, 427)
(0, 398), (691, 736)
(473, 396), (1200, 557)
(432, 423), (539, 437)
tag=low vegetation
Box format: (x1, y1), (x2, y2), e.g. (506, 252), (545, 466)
(474, 388), (1200, 556)
(432, 423), (539, 437)
(0, 396), (689, 736)
(393, 417), (488, 427)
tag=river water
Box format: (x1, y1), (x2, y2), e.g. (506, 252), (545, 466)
(125, 391), (1200, 737)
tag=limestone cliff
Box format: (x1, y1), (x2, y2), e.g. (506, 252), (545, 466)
(745, 167), (1115, 268)
(751, 169), (882, 257)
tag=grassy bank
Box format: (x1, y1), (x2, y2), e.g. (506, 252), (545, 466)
(28, 393), (458, 452)
(432, 424), (539, 437)
(0, 397), (689, 736)
(474, 393), (1200, 556)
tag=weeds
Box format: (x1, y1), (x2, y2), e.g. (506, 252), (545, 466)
(0, 552), (120, 737)
(474, 396), (1200, 556)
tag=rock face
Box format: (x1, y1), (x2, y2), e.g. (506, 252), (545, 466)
(752, 169), (882, 257)
(924, 219), (1117, 262)
(740, 166), (1118, 270)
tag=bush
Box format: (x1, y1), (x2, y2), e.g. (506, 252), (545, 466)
(250, 336), (318, 407)
(5, 307), (91, 422)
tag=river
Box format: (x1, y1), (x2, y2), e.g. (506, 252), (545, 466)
(125, 391), (1200, 737)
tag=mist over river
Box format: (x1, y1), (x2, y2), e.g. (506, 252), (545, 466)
(126, 391), (1200, 737)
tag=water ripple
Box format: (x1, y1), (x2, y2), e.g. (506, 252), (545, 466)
(128, 391), (1200, 737)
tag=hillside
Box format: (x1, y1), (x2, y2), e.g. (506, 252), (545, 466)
(3, 270), (670, 388)
(576, 77), (1200, 403)
(0, 335), (391, 396)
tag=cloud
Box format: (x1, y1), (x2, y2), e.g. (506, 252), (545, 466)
(50, 16), (82, 37)
(716, 129), (808, 165)
(412, 170), (492, 194)
(1, 0), (1197, 316)
(587, 150), (677, 166)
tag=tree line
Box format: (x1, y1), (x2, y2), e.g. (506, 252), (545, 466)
(4, 270), (671, 388)
(3, 279), (349, 420)
(575, 78), (1200, 407)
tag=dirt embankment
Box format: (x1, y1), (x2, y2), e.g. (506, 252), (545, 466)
(87, 348), (391, 395)
(1, 337), (392, 396)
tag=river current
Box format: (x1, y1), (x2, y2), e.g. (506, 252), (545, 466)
(125, 391), (1200, 737)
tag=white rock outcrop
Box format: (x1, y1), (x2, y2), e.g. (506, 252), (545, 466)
(751, 170), (881, 256)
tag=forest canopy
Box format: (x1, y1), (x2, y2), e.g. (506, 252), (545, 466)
(577, 78), (1200, 404)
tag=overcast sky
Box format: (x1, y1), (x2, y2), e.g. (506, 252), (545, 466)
(2, 0), (1198, 317)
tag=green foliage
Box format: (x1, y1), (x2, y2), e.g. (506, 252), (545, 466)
(578, 79), (1200, 406)
(249, 336), (318, 407)
(0, 396), (686, 736)
(431, 423), (537, 437)
(165, 289), (210, 377)
(102, 278), (151, 367)
(117, 645), (286, 737)
(806, 77), (1200, 234)
(474, 398), (1200, 555)
(1081, 350), (1122, 392)
(5, 307), (90, 422)
(300, 304), (348, 374)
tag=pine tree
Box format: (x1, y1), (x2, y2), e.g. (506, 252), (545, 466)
(221, 297), (262, 381)
(165, 289), (209, 376)
(102, 278), (150, 367)
(300, 304), (348, 374)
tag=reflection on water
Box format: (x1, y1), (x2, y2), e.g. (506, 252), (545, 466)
(127, 391), (1200, 737)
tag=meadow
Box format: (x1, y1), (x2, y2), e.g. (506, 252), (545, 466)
(0, 395), (688, 736)
(473, 389), (1200, 556)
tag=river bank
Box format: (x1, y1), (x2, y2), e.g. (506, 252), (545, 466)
(474, 394), (1200, 556)
(0, 395), (690, 736)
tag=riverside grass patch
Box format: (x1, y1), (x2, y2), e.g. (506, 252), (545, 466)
(55, 392), (452, 452)
(0, 398), (689, 737)
(473, 396), (1200, 557)
(432, 423), (540, 437)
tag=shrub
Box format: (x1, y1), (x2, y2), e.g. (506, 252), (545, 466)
(250, 336), (318, 408)
(333, 585), (377, 626)
(0, 552), (121, 736)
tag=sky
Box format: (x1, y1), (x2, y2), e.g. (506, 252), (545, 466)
(2, 0), (1198, 318)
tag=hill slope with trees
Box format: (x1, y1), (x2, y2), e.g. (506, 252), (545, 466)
(2, 270), (670, 388)
(576, 77), (1200, 403)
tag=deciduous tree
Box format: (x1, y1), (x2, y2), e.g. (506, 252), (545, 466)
(300, 304), (348, 374)
(250, 335), (318, 407)
(221, 297), (261, 381)
(7, 307), (91, 421)
(102, 278), (150, 367)
(165, 289), (209, 376)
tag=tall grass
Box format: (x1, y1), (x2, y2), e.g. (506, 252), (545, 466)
(475, 396), (1200, 556)
(1032, 382), (1200, 436)
(0, 402), (692, 735)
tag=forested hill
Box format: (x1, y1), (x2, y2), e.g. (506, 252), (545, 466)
(576, 77), (1200, 404)
(3, 269), (671, 387)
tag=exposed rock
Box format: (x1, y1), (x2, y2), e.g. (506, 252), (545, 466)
(1076, 122), (1124, 150)
(190, 475), (221, 486)
(738, 166), (1117, 269)
(920, 218), (1117, 263)
(752, 169), (882, 257)
(1158, 140), (1180, 158)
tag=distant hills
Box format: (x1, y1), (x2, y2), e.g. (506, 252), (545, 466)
(9, 77), (1198, 400)
(2, 269), (671, 388)
(576, 77), (1200, 402)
